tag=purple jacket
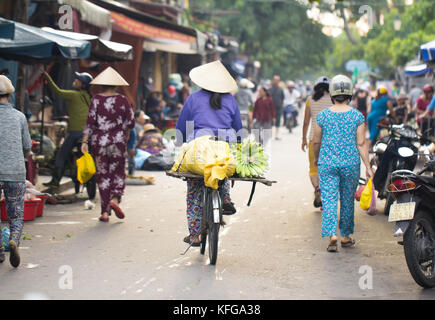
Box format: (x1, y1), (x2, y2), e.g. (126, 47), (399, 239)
(176, 89), (242, 143)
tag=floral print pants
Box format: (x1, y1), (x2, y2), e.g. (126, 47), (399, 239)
(94, 143), (127, 215)
(318, 165), (360, 238)
(0, 181), (25, 249)
(186, 179), (231, 235)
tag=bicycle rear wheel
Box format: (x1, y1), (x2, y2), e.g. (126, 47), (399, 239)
(200, 231), (207, 255)
(208, 222), (220, 265)
(208, 190), (221, 265)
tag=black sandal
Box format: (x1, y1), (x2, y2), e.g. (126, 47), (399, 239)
(183, 235), (200, 247)
(341, 237), (356, 248)
(327, 237), (338, 252)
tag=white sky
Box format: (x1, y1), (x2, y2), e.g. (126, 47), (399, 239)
(306, 0), (414, 37)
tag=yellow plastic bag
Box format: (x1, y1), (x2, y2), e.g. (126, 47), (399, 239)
(360, 178), (373, 210)
(171, 136), (236, 189)
(76, 152), (96, 184)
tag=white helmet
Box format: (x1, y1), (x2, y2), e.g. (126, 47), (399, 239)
(314, 76), (330, 87)
(329, 75), (353, 97)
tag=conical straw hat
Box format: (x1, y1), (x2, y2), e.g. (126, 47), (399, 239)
(189, 60), (237, 93)
(90, 66), (129, 86)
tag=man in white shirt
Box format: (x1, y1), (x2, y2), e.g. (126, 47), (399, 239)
(283, 81), (301, 108)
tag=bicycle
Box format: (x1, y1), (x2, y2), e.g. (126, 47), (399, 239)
(167, 171), (276, 266)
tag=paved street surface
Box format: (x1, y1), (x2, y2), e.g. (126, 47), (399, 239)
(1, 115), (435, 300)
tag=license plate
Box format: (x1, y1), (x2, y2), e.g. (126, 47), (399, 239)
(388, 202), (416, 222)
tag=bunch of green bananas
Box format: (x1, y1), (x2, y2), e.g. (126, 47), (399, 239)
(231, 139), (269, 178)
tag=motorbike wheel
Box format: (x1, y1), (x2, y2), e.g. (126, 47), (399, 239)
(403, 210), (435, 288)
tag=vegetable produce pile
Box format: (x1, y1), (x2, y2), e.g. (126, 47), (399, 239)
(231, 139), (269, 178)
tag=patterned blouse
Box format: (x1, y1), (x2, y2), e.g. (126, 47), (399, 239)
(316, 108), (365, 167)
(83, 94), (135, 149)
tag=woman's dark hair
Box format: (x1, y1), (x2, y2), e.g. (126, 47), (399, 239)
(102, 85), (117, 92)
(0, 93), (10, 100)
(134, 111), (142, 119)
(209, 91), (222, 110)
(260, 87), (270, 97)
(312, 83), (329, 101)
(331, 94), (352, 104)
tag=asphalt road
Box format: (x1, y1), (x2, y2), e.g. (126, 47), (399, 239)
(1, 116), (435, 300)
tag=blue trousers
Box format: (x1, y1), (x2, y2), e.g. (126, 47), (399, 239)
(318, 165), (360, 237)
(0, 181), (25, 250)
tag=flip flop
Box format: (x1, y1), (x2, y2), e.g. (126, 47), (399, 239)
(341, 238), (356, 248)
(183, 235), (200, 247)
(109, 201), (125, 219)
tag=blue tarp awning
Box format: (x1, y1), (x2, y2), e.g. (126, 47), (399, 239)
(0, 17), (90, 61)
(420, 40), (435, 62)
(405, 63), (432, 76)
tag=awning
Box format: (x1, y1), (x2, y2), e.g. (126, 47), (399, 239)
(110, 11), (196, 44)
(0, 17), (90, 62)
(420, 40), (435, 62)
(404, 63), (432, 76)
(143, 38), (197, 54)
(41, 27), (133, 61)
(57, 0), (112, 29)
(0, 19), (14, 40)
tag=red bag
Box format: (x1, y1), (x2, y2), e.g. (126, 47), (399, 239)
(355, 184), (365, 201)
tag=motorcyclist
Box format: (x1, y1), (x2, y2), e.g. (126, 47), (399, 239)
(234, 78), (254, 130)
(283, 81), (301, 127)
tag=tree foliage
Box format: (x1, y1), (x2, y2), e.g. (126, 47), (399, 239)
(188, 0), (332, 79)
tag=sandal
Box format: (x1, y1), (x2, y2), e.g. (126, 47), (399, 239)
(99, 215), (109, 222)
(223, 201), (236, 215)
(327, 237), (338, 252)
(341, 237), (356, 248)
(183, 235), (200, 247)
(109, 201), (125, 219)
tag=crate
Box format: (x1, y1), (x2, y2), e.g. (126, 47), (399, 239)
(35, 194), (49, 217)
(0, 199), (40, 221)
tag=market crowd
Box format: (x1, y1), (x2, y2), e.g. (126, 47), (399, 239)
(1, 59), (435, 267)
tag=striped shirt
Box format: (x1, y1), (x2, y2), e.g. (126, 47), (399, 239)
(306, 95), (331, 141)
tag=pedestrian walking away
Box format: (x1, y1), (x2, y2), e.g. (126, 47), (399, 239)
(269, 75), (284, 140)
(313, 75), (374, 252)
(367, 86), (396, 149)
(42, 71), (93, 188)
(0, 75), (32, 268)
(176, 60), (242, 246)
(81, 67), (135, 223)
(252, 87), (276, 145)
(301, 76), (331, 210)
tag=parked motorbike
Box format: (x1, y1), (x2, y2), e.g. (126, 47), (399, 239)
(372, 123), (426, 215)
(387, 150), (435, 288)
(283, 104), (298, 133)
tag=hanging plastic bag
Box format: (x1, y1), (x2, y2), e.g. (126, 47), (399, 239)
(367, 186), (377, 215)
(355, 178), (367, 201)
(360, 178), (373, 210)
(76, 152), (96, 184)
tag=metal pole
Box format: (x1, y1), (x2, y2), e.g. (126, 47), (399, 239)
(40, 65), (46, 155)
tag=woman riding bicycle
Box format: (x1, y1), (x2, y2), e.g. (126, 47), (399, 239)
(176, 60), (242, 246)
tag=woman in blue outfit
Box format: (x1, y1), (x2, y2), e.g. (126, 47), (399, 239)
(367, 87), (396, 149)
(313, 75), (374, 252)
(176, 60), (242, 246)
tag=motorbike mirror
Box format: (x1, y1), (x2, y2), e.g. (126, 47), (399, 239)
(398, 147), (414, 158)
